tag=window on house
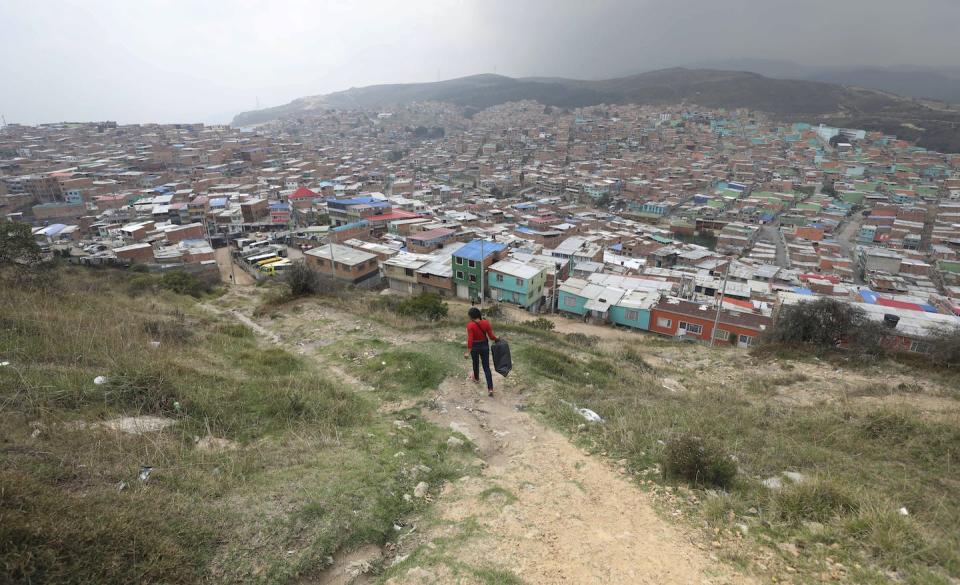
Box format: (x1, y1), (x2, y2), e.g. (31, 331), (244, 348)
(626, 309), (639, 321)
(738, 335), (754, 346)
(909, 340), (930, 353)
(404, 268), (414, 277)
(713, 329), (730, 341)
(656, 317), (672, 328)
(683, 323), (703, 335)
(469, 274), (476, 283)
(456, 257), (463, 265)
(468, 260), (476, 268)
(516, 278), (524, 286)
(495, 273), (504, 282)
(456, 271), (464, 280)
(563, 295), (577, 308)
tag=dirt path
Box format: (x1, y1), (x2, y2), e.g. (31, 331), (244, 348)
(208, 293), (755, 584)
(394, 375), (754, 585)
(214, 246), (256, 285)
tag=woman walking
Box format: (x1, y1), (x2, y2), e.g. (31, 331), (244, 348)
(464, 307), (498, 397)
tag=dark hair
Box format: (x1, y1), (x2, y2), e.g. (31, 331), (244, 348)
(468, 307), (482, 320)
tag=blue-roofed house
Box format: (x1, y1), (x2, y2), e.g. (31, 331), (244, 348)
(451, 239), (507, 301)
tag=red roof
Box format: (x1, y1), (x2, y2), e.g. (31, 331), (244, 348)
(876, 297), (924, 312)
(800, 273), (841, 284)
(289, 186), (319, 200)
(719, 295), (755, 310)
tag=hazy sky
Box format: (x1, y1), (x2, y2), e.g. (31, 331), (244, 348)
(2, 0), (958, 124)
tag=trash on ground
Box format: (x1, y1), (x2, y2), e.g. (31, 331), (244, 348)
(93, 375), (108, 385)
(577, 408), (603, 423)
(138, 466), (153, 482)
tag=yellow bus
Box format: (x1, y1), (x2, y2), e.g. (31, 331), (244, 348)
(260, 259), (292, 274)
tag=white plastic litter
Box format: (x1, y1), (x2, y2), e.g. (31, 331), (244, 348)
(899, 507), (909, 516)
(0, 361), (10, 367)
(577, 408), (603, 423)
(149, 341), (161, 348)
(93, 375), (108, 385)
(138, 466), (153, 482)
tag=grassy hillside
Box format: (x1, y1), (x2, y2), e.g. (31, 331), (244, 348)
(4, 269), (959, 584)
(262, 288), (960, 584)
(0, 268), (473, 584)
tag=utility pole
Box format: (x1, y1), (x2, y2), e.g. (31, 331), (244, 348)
(553, 262), (561, 314)
(710, 258), (732, 347)
(479, 239), (484, 308)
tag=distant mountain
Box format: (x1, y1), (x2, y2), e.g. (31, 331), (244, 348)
(696, 59), (960, 104)
(232, 68), (960, 152)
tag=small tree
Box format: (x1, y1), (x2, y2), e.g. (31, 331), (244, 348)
(927, 326), (960, 368)
(287, 259), (319, 297)
(0, 219), (42, 267)
(769, 298), (865, 347)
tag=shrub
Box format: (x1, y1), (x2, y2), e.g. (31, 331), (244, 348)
(159, 271), (211, 298)
(768, 298), (867, 347)
(127, 274), (155, 296)
(859, 409), (918, 444)
(286, 259), (320, 296)
(927, 326), (960, 368)
(566, 332), (600, 347)
(396, 293), (448, 321)
(142, 319), (194, 345)
(524, 317), (555, 331)
(771, 480), (859, 523)
(661, 433), (737, 488)
(766, 298), (885, 359)
(102, 368), (183, 414)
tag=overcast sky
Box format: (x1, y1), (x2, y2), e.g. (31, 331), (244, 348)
(2, 0), (958, 125)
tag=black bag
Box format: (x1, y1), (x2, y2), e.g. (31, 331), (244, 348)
(491, 338), (512, 377)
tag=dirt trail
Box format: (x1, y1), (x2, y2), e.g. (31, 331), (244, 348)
(387, 374), (754, 585)
(209, 294), (755, 584)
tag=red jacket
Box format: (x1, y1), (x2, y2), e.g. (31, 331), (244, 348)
(466, 319), (497, 349)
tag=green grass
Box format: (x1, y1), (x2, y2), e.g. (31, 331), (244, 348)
(0, 267), (472, 584)
(479, 485), (518, 506)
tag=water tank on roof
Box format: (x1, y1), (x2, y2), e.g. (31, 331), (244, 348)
(883, 314), (900, 329)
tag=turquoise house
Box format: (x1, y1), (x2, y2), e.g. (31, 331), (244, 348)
(609, 290), (656, 330)
(557, 277), (591, 316)
(487, 260), (547, 310)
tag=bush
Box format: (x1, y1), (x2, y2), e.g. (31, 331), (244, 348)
(142, 319), (194, 345)
(565, 332), (600, 347)
(771, 480), (859, 523)
(661, 433), (737, 488)
(127, 274), (155, 296)
(159, 271), (211, 298)
(524, 317), (555, 331)
(286, 259), (320, 296)
(859, 409), (918, 444)
(927, 326), (960, 368)
(396, 293), (448, 321)
(766, 298), (885, 359)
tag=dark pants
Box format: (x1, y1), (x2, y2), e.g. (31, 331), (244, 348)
(470, 340), (493, 390)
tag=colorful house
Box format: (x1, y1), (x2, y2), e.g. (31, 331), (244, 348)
(451, 239), (507, 301)
(487, 260), (547, 310)
(649, 297), (772, 347)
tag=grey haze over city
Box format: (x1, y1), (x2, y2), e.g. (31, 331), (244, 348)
(2, 0), (959, 125)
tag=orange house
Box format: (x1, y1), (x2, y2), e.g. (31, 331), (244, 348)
(649, 297), (773, 347)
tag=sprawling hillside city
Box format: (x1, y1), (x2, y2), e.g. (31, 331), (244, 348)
(5, 101), (959, 351)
